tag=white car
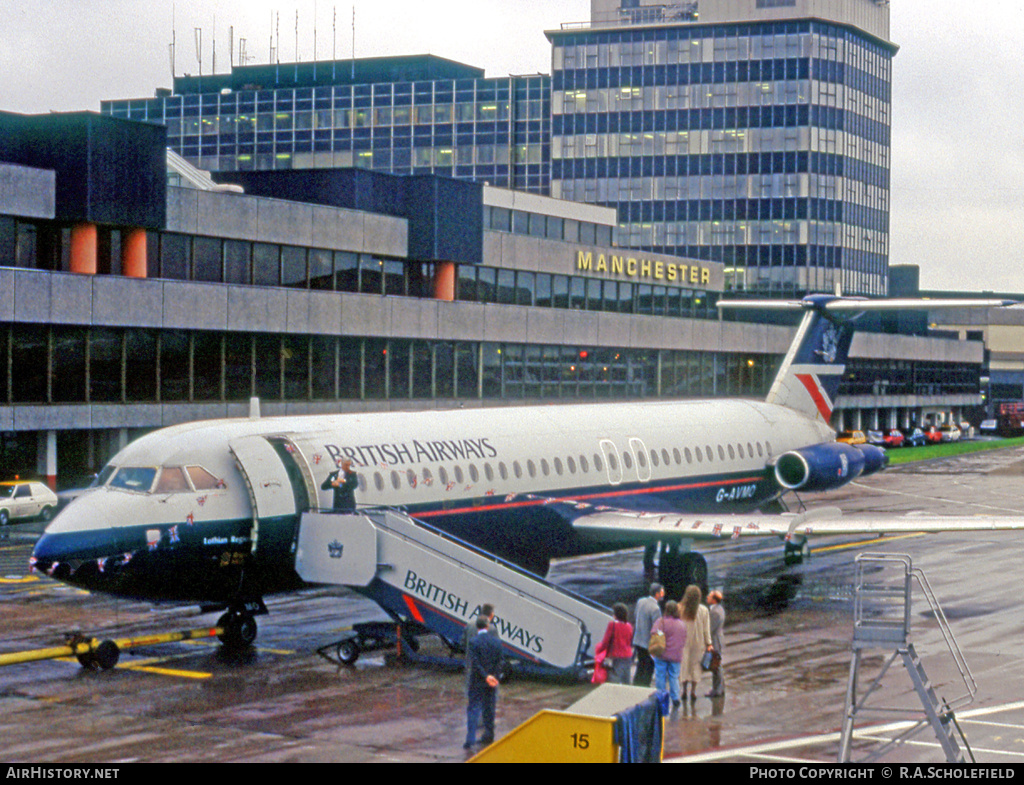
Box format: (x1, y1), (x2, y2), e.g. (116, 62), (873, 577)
(0, 481), (59, 526)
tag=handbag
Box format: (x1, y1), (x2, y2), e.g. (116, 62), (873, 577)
(592, 644), (609, 684)
(701, 647), (721, 671)
(648, 623), (666, 658)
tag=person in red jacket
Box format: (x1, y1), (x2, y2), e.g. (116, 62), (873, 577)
(597, 603), (634, 684)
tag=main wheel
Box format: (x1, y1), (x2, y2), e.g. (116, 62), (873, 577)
(337, 639), (360, 665)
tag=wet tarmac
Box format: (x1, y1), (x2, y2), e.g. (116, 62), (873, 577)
(3, 446), (1024, 763)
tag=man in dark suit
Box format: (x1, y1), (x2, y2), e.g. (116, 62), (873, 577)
(321, 458), (358, 511)
(464, 613), (504, 750)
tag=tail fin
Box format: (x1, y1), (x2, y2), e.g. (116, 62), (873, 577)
(718, 294), (1015, 426)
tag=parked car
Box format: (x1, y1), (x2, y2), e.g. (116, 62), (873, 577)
(0, 480), (59, 526)
(865, 430), (886, 446)
(938, 424), (962, 442)
(882, 429), (905, 449)
(836, 430), (867, 445)
(901, 427), (927, 448)
(924, 426), (943, 444)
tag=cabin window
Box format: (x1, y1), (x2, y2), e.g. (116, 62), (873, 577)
(541, 459), (550, 476)
(357, 474), (368, 492)
(593, 454), (603, 472)
(407, 469), (418, 488)
(622, 451), (632, 470)
(439, 467), (449, 486)
(766, 441), (772, 456)
(736, 443), (744, 459)
(608, 453), (618, 471)
(484, 463), (494, 482)
(706, 446), (714, 462)
(684, 447), (692, 463)
(718, 445), (726, 461)
(470, 464), (480, 483)
(499, 462), (508, 480)
(187, 465), (222, 490)
(748, 442), (755, 458)
(109, 467), (157, 492)
(579, 455), (588, 473)
(554, 457), (563, 475)
(422, 468), (433, 486)
(566, 456), (576, 474)
(527, 460), (537, 478)
(636, 451), (647, 469)
(674, 448), (682, 465)
(513, 461), (523, 479)
(727, 444), (735, 460)
(374, 472), (385, 491)
(391, 471), (401, 490)
(454, 466), (464, 484)
(662, 448), (671, 465)
(695, 448), (703, 463)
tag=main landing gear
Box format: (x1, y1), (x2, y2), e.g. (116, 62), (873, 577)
(652, 542), (708, 601)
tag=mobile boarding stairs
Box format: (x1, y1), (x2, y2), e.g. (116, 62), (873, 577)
(838, 553), (975, 763)
(294, 507), (612, 678)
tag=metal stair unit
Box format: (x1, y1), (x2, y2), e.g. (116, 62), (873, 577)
(838, 553), (975, 763)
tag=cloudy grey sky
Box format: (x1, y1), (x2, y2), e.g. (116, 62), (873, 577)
(2, 0), (1022, 293)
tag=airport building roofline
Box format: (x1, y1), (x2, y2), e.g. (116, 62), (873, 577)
(171, 54), (486, 96)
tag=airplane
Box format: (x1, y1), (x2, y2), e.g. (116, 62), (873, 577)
(30, 294), (1024, 648)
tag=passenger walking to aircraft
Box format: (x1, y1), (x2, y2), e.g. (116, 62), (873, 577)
(651, 600), (686, 707)
(596, 603), (634, 685)
(678, 584), (712, 703)
(632, 583), (665, 687)
(706, 590), (726, 698)
(321, 458), (358, 511)
(464, 613), (504, 750)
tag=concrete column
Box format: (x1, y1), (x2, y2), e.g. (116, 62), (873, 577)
(36, 430), (57, 490)
(852, 409), (862, 430)
(434, 261), (456, 301)
(118, 428), (129, 451)
(70, 223), (98, 274)
(121, 228), (148, 278)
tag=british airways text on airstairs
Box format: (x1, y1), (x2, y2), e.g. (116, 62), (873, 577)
(294, 507), (612, 673)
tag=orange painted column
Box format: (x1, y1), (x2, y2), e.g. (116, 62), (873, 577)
(69, 223), (98, 274)
(434, 261), (456, 301)
(121, 228), (148, 278)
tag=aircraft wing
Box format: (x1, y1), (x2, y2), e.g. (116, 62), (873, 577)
(559, 504), (1024, 543)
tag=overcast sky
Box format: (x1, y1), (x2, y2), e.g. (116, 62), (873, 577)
(2, 0), (1022, 293)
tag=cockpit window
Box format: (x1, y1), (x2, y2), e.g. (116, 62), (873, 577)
(186, 466), (222, 490)
(93, 465), (117, 487)
(155, 467), (190, 493)
(109, 467), (158, 492)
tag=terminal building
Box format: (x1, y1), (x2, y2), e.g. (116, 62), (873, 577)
(0, 1), (986, 485)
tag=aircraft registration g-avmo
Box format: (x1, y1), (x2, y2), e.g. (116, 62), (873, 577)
(30, 295), (1024, 654)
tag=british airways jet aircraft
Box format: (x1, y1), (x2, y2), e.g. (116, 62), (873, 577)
(31, 295), (1024, 647)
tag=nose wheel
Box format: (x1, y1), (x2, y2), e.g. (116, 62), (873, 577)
(217, 611), (258, 649)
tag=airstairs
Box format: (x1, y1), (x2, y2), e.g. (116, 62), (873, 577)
(838, 553), (975, 763)
(293, 507), (612, 677)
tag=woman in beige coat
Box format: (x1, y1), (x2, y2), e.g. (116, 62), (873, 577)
(678, 584), (712, 702)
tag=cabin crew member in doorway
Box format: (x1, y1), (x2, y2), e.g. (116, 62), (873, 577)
(322, 458), (358, 511)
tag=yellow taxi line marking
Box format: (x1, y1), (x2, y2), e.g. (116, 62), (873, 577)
(810, 532), (926, 554)
(119, 664), (212, 679)
(0, 575), (39, 584)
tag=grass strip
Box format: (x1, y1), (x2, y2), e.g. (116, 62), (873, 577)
(884, 435), (1024, 465)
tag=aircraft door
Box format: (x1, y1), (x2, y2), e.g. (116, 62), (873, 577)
(229, 435), (299, 555)
(598, 439), (623, 485)
(628, 437), (652, 482)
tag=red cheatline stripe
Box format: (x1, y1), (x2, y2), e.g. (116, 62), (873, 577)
(414, 475), (764, 518)
(402, 594), (424, 623)
(795, 373), (833, 421)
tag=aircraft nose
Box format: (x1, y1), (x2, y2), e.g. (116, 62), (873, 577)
(30, 497), (123, 577)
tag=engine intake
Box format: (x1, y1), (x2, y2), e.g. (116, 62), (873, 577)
(774, 442), (887, 493)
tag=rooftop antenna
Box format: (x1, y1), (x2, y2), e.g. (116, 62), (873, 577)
(351, 5), (355, 80)
(170, 3), (177, 78)
(313, 0), (318, 81)
(212, 16), (217, 75)
(229, 25), (234, 68)
(295, 9), (299, 81)
(332, 5), (337, 79)
(194, 26), (203, 81)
